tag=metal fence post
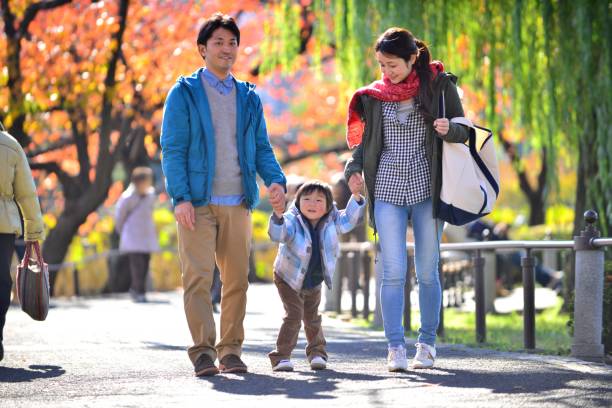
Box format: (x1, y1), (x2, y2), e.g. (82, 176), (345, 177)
(437, 261), (445, 338)
(73, 267), (80, 297)
(521, 249), (536, 350)
(403, 252), (412, 333)
(571, 210), (605, 362)
(481, 230), (497, 313)
(334, 252), (345, 314)
(473, 250), (486, 343)
(349, 251), (359, 318)
(373, 252), (383, 327)
(362, 250), (371, 319)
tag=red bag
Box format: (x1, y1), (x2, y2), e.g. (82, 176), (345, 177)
(16, 241), (50, 321)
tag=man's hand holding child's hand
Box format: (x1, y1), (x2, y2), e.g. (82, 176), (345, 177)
(268, 183), (286, 218)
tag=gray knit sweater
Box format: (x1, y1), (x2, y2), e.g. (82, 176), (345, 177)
(201, 78), (244, 197)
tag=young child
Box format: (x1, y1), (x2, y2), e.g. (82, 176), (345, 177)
(268, 178), (365, 371)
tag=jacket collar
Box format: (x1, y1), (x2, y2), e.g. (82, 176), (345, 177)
(177, 68), (257, 146)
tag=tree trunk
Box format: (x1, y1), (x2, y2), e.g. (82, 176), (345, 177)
(526, 191), (546, 226)
(43, 209), (87, 295)
(45, 156), (118, 289)
(499, 133), (548, 226)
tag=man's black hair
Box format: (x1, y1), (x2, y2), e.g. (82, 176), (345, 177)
(197, 12), (240, 46)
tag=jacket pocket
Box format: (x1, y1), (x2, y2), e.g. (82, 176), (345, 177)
(188, 170), (207, 201)
(188, 155), (207, 173)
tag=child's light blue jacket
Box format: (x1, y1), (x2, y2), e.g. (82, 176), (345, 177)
(268, 196), (366, 292)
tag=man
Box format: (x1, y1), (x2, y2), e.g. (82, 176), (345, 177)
(160, 12), (286, 377)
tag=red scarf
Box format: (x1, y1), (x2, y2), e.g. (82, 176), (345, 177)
(346, 61), (444, 148)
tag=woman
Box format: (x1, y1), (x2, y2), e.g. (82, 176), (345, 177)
(344, 28), (470, 371)
(0, 124), (44, 362)
(115, 167), (159, 303)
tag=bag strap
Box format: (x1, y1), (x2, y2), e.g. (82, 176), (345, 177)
(19, 243), (32, 269)
(439, 86), (500, 198)
(0, 120), (5, 132)
(118, 195), (146, 232)
(20, 241), (44, 268)
(467, 128), (500, 197)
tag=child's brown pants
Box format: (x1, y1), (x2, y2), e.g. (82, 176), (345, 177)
(268, 275), (327, 366)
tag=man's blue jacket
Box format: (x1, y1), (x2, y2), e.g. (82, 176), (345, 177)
(160, 68), (286, 209)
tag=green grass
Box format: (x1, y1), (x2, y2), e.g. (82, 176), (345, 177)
(342, 298), (572, 355)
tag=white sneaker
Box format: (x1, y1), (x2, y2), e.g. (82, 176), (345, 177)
(412, 343), (436, 369)
(310, 356), (327, 370)
(273, 359), (294, 372)
(387, 345), (408, 372)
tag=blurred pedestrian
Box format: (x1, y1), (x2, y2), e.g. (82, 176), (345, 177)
(115, 167), (158, 303)
(468, 221), (563, 293)
(0, 124), (44, 362)
(160, 12), (286, 377)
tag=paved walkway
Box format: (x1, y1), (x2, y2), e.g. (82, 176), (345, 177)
(1, 284), (610, 407)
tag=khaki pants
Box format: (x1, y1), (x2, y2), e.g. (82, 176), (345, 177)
(268, 276), (327, 366)
(177, 204), (251, 364)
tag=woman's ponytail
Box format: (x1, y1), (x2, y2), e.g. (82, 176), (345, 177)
(414, 38), (434, 116)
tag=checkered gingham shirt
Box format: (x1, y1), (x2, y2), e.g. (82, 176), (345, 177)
(374, 101), (431, 206)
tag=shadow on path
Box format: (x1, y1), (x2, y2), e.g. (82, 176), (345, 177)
(0, 365), (66, 383)
(390, 366), (611, 403)
(201, 370), (388, 400)
(142, 341), (187, 352)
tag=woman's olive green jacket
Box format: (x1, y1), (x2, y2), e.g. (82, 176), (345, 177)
(0, 129), (44, 241)
(344, 72), (470, 231)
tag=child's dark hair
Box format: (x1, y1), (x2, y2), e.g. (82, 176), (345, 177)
(375, 27), (435, 120)
(197, 12), (240, 47)
(295, 180), (334, 214)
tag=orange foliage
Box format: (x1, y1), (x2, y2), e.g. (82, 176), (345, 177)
(2, 1), (357, 217)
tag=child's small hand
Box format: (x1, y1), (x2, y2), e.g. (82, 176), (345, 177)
(272, 207), (285, 218)
(271, 199), (286, 218)
(348, 173), (364, 197)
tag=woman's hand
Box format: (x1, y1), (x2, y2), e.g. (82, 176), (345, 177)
(433, 118), (450, 136)
(348, 173), (364, 199)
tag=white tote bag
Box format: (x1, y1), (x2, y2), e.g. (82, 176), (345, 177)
(437, 92), (500, 225)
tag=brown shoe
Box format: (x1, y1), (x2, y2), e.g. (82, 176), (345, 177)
(219, 354), (248, 374)
(194, 353), (219, 377)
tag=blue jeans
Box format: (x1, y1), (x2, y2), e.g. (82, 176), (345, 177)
(374, 198), (443, 348)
